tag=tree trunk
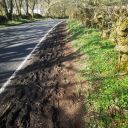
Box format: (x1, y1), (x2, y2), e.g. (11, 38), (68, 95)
(15, 0), (20, 15)
(2, 0), (9, 19)
(14, 0), (22, 16)
(8, 0), (13, 20)
(31, 0), (37, 18)
(19, 0), (22, 16)
(26, 0), (29, 16)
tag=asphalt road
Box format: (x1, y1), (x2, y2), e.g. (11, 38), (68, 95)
(0, 19), (63, 87)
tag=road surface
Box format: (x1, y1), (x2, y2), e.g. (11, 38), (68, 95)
(0, 19), (63, 87)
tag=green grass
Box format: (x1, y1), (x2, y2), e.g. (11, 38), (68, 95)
(68, 20), (128, 128)
(0, 18), (38, 28)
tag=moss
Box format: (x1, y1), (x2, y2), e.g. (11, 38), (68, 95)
(114, 17), (128, 37)
(119, 17), (128, 31)
(117, 37), (128, 45)
(115, 17), (128, 73)
(119, 54), (128, 72)
(116, 29), (128, 37)
(109, 27), (118, 44)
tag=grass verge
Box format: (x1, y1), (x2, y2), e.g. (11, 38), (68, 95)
(0, 18), (40, 28)
(68, 20), (128, 128)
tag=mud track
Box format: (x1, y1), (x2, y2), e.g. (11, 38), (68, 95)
(0, 22), (85, 128)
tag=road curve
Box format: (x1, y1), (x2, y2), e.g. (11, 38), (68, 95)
(0, 19), (63, 87)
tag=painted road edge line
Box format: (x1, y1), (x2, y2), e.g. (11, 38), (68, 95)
(0, 20), (65, 94)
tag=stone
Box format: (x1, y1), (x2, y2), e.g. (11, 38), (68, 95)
(115, 45), (128, 53)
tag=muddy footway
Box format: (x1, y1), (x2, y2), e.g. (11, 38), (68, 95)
(0, 22), (86, 128)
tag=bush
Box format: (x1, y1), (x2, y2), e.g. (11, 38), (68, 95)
(12, 14), (20, 20)
(0, 16), (7, 24)
(21, 14), (32, 19)
(33, 13), (43, 19)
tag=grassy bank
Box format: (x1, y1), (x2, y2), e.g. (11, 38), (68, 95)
(68, 20), (128, 127)
(0, 18), (39, 28)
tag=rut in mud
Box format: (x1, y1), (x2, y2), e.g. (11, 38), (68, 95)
(0, 22), (85, 128)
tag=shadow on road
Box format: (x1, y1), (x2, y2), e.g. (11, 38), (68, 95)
(0, 22), (85, 128)
(0, 20), (60, 87)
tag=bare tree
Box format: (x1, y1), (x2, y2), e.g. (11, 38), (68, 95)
(25, 0), (29, 15)
(14, 0), (23, 16)
(30, 0), (37, 17)
(1, 0), (14, 19)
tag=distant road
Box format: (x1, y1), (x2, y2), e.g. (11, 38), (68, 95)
(0, 19), (63, 87)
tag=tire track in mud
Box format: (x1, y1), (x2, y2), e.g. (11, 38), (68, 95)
(0, 22), (85, 128)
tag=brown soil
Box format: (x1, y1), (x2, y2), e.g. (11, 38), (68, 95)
(0, 22), (87, 128)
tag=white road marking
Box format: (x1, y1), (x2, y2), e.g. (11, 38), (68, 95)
(7, 42), (26, 48)
(0, 20), (64, 94)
